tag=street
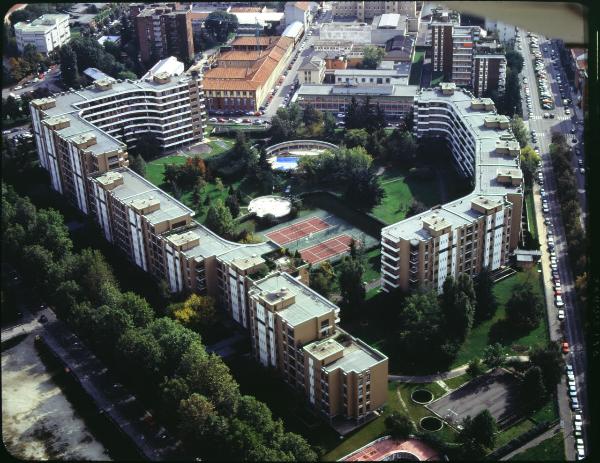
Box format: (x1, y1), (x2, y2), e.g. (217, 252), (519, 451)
(518, 29), (588, 460)
(2, 65), (63, 100)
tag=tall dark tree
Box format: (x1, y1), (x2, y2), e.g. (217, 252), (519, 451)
(225, 194), (240, 218)
(529, 342), (565, 393)
(344, 97), (361, 129)
(338, 256), (365, 319)
(505, 280), (543, 332)
(129, 154), (147, 176)
(204, 11), (239, 42)
(59, 44), (79, 88)
(459, 410), (497, 450)
(385, 412), (414, 439)
(483, 343), (505, 369)
(520, 366), (547, 411)
(474, 267), (498, 324)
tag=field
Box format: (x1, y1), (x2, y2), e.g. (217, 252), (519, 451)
(451, 269), (549, 368)
(509, 432), (565, 461)
(371, 167), (441, 224)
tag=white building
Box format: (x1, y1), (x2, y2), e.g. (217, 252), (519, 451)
(484, 19), (518, 44)
(333, 68), (408, 86)
(298, 55), (326, 84)
(14, 14), (70, 54)
(142, 56), (185, 79)
(284, 1), (318, 29)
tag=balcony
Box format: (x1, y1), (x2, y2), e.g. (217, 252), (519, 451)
(381, 240), (398, 252)
(381, 267), (399, 280)
(382, 260), (400, 272)
(381, 247), (400, 261)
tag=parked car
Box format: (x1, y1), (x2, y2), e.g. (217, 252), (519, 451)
(557, 310), (565, 321)
(555, 296), (564, 308)
(562, 341), (570, 353)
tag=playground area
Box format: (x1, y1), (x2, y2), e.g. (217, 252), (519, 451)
(260, 209), (378, 265)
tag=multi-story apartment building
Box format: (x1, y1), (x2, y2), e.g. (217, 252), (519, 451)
(14, 14), (70, 54)
(203, 36), (294, 112)
(294, 83), (419, 118)
(248, 272), (388, 422)
(473, 53), (507, 97)
(134, 4), (194, 65)
(29, 72), (206, 215)
(331, 1), (416, 21)
(380, 83), (523, 293)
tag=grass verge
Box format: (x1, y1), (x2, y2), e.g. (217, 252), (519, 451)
(508, 432), (565, 460)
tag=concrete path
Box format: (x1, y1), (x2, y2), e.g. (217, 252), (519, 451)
(389, 356), (529, 383)
(500, 423), (562, 460)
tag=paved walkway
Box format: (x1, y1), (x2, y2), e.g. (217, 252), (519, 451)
(500, 423), (561, 460)
(389, 356), (529, 383)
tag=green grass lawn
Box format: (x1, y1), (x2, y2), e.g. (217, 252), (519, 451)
(443, 374), (471, 390)
(371, 167), (440, 224)
(525, 189), (538, 239)
(495, 419), (536, 449)
(508, 432), (565, 461)
(409, 51), (425, 86)
(363, 248), (381, 282)
(146, 154), (187, 187)
(365, 287), (381, 301)
(431, 71), (444, 86)
(451, 269), (549, 368)
(530, 400), (559, 424)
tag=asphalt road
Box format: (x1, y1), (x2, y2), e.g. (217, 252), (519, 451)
(519, 29), (588, 460)
(2, 65), (63, 100)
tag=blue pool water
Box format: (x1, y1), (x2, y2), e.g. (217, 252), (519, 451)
(274, 156), (299, 170)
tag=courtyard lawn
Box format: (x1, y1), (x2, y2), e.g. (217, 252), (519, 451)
(372, 168), (441, 224)
(146, 155), (187, 187)
(451, 269), (549, 369)
(509, 432), (565, 461)
(409, 51), (425, 86)
(443, 374), (471, 390)
(363, 248), (381, 283)
(495, 419), (537, 449)
(530, 400), (559, 424)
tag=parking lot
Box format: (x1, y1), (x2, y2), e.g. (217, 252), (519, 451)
(426, 368), (524, 430)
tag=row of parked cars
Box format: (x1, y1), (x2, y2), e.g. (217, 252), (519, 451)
(528, 34), (554, 111)
(537, 147), (585, 459)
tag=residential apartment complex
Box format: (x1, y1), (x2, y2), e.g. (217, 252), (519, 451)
(331, 1), (416, 21)
(293, 83), (419, 118)
(203, 36), (294, 112)
(380, 84), (523, 293)
(248, 272), (388, 422)
(29, 74), (388, 426)
(29, 72), (206, 214)
(134, 4), (195, 65)
(14, 14), (70, 54)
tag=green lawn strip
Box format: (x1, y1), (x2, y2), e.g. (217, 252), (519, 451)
(443, 374), (471, 390)
(396, 382), (458, 444)
(365, 287), (380, 301)
(525, 189), (538, 239)
(451, 271), (549, 368)
(431, 71), (444, 86)
(494, 419), (536, 449)
(146, 155), (187, 187)
(530, 399), (559, 424)
(508, 432), (565, 461)
(363, 248), (381, 282)
(322, 382), (405, 461)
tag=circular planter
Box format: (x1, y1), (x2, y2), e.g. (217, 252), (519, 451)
(411, 389), (434, 404)
(420, 416), (443, 432)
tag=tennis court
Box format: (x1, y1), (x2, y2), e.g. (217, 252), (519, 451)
(265, 216), (331, 245)
(299, 234), (355, 264)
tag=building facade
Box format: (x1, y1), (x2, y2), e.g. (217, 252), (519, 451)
(472, 54), (507, 96)
(203, 36), (294, 112)
(29, 72), (206, 215)
(294, 83), (418, 118)
(331, 1), (416, 21)
(380, 84), (523, 293)
(135, 5), (194, 65)
(14, 14), (70, 54)
(299, 55), (326, 84)
(248, 272), (388, 422)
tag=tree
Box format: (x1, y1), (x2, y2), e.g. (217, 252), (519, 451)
(177, 393), (219, 442)
(2, 96), (22, 120)
(483, 343), (505, 369)
(361, 45), (385, 69)
(338, 256), (365, 318)
(204, 11), (239, 42)
(385, 412), (414, 439)
(323, 112), (337, 140)
(343, 128), (369, 148)
(529, 342), (564, 393)
(520, 366), (547, 411)
(511, 116), (529, 148)
(120, 292), (154, 328)
(505, 280), (543, 332)
(93, 304), (135, 352)
(520, 145), (541, 187)
(117, 328), (164, 379)
(225, 194), (240, 218)
(170, 293), (217, 332)
(474, 267), (498, 324)
(441, 275), (475, 342)
(309, 261), (336, 298)
(505, 50), (524, 74)
(59, 44), (79, 88)
(467, 358), (484, 377)
(302, 103), (322, 127)
(406, 199), (427, 218)
(135, 132), (160, 160)
(344, 97), (361, 130)
(459, 410), (497, 450)
(129, 154), (147, 176)
(205, 199), (235, 237)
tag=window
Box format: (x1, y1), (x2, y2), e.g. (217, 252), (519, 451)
(320, 319), (330, 328)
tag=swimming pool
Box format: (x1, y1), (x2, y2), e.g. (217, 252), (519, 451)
(273, 156), (299, 170)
